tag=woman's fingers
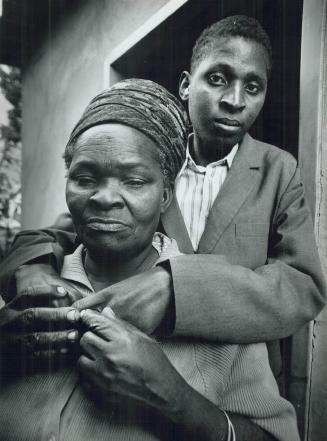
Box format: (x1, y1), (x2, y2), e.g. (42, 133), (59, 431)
(79, 329), (109, 360)
(79, 309), (126, 340)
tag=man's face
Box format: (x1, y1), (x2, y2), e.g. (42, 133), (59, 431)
(66, 123), (171, 259)
(180, 36), (269, 156)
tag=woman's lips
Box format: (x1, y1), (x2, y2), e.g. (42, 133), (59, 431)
(85, 219), (129, 232)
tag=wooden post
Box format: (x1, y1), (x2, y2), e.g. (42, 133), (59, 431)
(298, 0), (327, 439)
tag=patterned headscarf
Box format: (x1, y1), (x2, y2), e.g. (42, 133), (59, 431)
(64, 78), (188, 184)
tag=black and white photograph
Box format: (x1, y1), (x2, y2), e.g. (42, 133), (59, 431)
(0, 1), (326, 440)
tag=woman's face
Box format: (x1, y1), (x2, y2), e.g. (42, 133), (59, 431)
(66, 123), (172, 259)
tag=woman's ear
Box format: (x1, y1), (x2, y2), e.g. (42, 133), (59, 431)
(179, 71), (191, 102)
(160, 186), (173, 214)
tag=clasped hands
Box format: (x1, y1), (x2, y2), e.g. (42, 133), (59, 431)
(0, 264), (83, 372)
(0, 263), (231, 440)
(0, 263), (175, 405)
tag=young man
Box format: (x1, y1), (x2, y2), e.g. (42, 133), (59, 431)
(0, 16), (325, 382)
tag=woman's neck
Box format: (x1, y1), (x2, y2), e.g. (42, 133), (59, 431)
(84, 243), (158, 291)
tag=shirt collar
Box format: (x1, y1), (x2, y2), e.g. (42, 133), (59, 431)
(61, 244), (94, 292)
(61, 234), (181, 292)
(178, 133), (238, 176)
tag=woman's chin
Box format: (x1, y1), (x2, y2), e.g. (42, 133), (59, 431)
(86, 242), (130, 260)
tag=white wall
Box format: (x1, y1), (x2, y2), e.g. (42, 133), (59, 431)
(22, 0), (169, 228)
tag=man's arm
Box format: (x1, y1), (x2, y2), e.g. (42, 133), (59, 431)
(1, 166), (326, 343)
(0, 226), (76, 301)
(0, 218), (83, 367)
(170, 166), (326, 342)
(73, 165), (326, 343)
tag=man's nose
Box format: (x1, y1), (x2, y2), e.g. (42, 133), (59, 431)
(220, 83), (246, 112)
(90, 181), (124, 208)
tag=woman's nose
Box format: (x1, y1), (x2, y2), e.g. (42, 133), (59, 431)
(90, 181), (124, 208)
(220, 84), (246, 112)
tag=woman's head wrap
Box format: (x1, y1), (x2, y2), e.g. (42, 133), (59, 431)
(64, 78), (188, 184)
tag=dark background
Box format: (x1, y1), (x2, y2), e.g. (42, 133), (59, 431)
(113, 0), (303, 158)
(0, 0), (303, 157)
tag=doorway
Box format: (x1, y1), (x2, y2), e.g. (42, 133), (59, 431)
(109, 0), (303, 159)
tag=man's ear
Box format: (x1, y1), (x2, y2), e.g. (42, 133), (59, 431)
(160, 186), (173, 214)
(179, 71), (191, 102)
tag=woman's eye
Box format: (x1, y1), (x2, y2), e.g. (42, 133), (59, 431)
(208, 73), (226, 86)
(75, 176), (96, 186)
(125, 179), (146, 187)
(245, 83), (260, 95)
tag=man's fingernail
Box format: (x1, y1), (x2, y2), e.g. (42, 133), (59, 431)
(67, 309), (79, 321)
(57, 286), (67, 296)
(67, 331), (78, 341)
(80, 310), (86, 318)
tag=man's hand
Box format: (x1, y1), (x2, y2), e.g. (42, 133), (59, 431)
(0, 297), (80, 375)
(0, 263), (84, 374)
(73, 266), (173, 335)
(15, 263), (84, 307)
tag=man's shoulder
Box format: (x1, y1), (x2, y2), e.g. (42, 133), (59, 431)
(251, 136), (297, 167)
(247, 135), (298, 183)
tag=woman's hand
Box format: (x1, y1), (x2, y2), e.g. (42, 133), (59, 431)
(78, 310), (280, 441)
(78, 309), (184, 415)
(78, 310), (238, 441)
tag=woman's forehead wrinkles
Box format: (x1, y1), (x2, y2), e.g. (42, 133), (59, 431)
(76, 131), (116, 147)
(73, 155), (149, 168)
(74, 136), (130, 159)
(71, 147), (159, 175)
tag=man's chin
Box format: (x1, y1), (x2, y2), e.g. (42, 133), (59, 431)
(215, 133), (243, 149)
(208, 123), (244, 146)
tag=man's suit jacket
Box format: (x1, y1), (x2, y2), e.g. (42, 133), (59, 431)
(0, 134), (326, 352)
(159, 133), (326, 345)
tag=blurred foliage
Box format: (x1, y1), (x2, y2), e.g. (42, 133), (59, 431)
(0, 66), (22, 260)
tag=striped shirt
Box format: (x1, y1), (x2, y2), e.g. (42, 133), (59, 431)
(175, 136), (238, 250)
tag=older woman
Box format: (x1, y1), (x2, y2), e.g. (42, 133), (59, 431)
(0, 79), (299, 441)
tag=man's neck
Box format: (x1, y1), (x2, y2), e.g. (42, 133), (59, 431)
(191, 135), (235, 166)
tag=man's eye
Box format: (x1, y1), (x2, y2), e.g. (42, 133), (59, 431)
(245, 83), (260, 95)
(208, 73), (226, 86)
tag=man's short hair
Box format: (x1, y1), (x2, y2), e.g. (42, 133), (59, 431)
(190, 15), (272, 75)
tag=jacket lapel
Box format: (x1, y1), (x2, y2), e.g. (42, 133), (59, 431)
(197, 133), (262, 253)
(161, 193), (194, 254)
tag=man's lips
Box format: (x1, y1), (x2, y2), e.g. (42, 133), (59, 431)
(215, 118), (242, 127)
(84, 218), (130, 232)
(214, 118), (242, 132)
